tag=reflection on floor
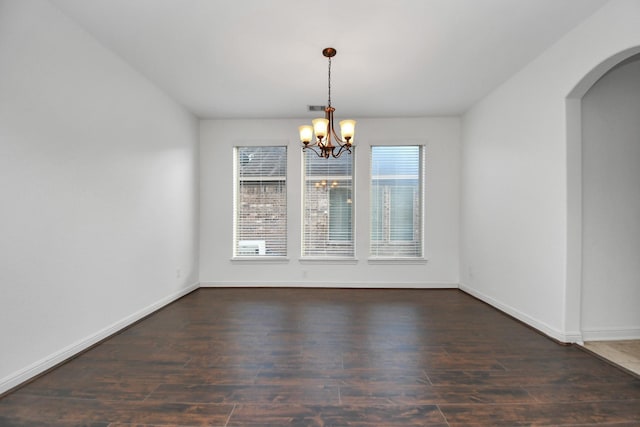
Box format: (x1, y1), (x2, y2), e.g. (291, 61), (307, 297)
(583, 340), (640, 376)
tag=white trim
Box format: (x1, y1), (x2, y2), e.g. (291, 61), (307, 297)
(200, 281), (456, 289)
(582, 327), (640, 341)
(0, 282), (199, 395)
(368, 257), (428, 265)
(230, 257), (290, 264)
(298, 257), (359, 264)
(565, 97), (584, 337)
(459, 283), (580, 343)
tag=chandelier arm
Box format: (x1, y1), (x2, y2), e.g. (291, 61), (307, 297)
(303, 141), (349, 158)
(332, 144), (352, 158)
(325, 106), (348, 147)
(303, 145), (330, 159)
(325, 107), (333, 148)
(330, 125), (346, 146)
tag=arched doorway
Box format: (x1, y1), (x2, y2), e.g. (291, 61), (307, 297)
(566, 47), (640, 374)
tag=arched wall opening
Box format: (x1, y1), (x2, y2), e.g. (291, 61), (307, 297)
(566, 46), (640, 345)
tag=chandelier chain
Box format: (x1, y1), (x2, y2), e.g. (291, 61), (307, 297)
(327, 56), (332, 107)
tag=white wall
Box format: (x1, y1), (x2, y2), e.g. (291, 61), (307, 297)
(200, 117), (460, 288)
(460, 0), (640, 342)
(0, 0), (199, 393)
(581, 56), (640, 340)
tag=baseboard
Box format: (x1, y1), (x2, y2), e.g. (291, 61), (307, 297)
(459, 283), (578, 344)
(199, 281), (458, 289)
(582, 327), (640, 341)
(0, 282), (199, 396)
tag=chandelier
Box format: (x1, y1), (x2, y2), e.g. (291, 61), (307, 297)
(299, 47), (356, 159)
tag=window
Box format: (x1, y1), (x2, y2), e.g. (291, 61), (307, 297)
(302, 149), (354, 257)
(234, 146), (287, 257)
(370, 145), (424, 258)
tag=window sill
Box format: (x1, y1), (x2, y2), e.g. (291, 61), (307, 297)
(299, 257), (359, 265)
(231, 256), (290, 264)
(368, 257), (428, 265)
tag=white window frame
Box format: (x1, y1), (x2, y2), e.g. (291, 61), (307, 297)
(368, 144), (426, 262)
(301, 148), (355, 260)
(233, 145), (288, 261)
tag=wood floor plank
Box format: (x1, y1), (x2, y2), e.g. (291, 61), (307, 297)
(254, 367), (430, 387)
(425, 368), (637, 387)
(146, 383), (340, 405)
(339, 383), (536, 405)
(15, 378), (160, 401)
(0, 288), (639, 426)
(525, 382), (640, 403)
(226, 404), (448, 426)
(440, 400), (640, 426)
(0, 394), (233, 426)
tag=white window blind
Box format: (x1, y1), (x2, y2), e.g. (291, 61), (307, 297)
(234, 146), (287, 257)
(302, 149), (354, 257)
(370, 145), (423, 258)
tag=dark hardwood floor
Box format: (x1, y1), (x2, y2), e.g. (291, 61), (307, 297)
(1, 288), (639, 426)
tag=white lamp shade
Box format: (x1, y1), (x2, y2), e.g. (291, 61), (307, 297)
(312, 118), (329, 140)
(298, 125), (313, 143)
(339, 119), (356, 143)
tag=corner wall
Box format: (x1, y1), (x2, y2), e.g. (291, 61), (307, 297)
(460, 0), (640, 342)
(0, 0), (199, 393)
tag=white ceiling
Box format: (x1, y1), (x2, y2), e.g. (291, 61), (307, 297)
(51, 0), (608, 119)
